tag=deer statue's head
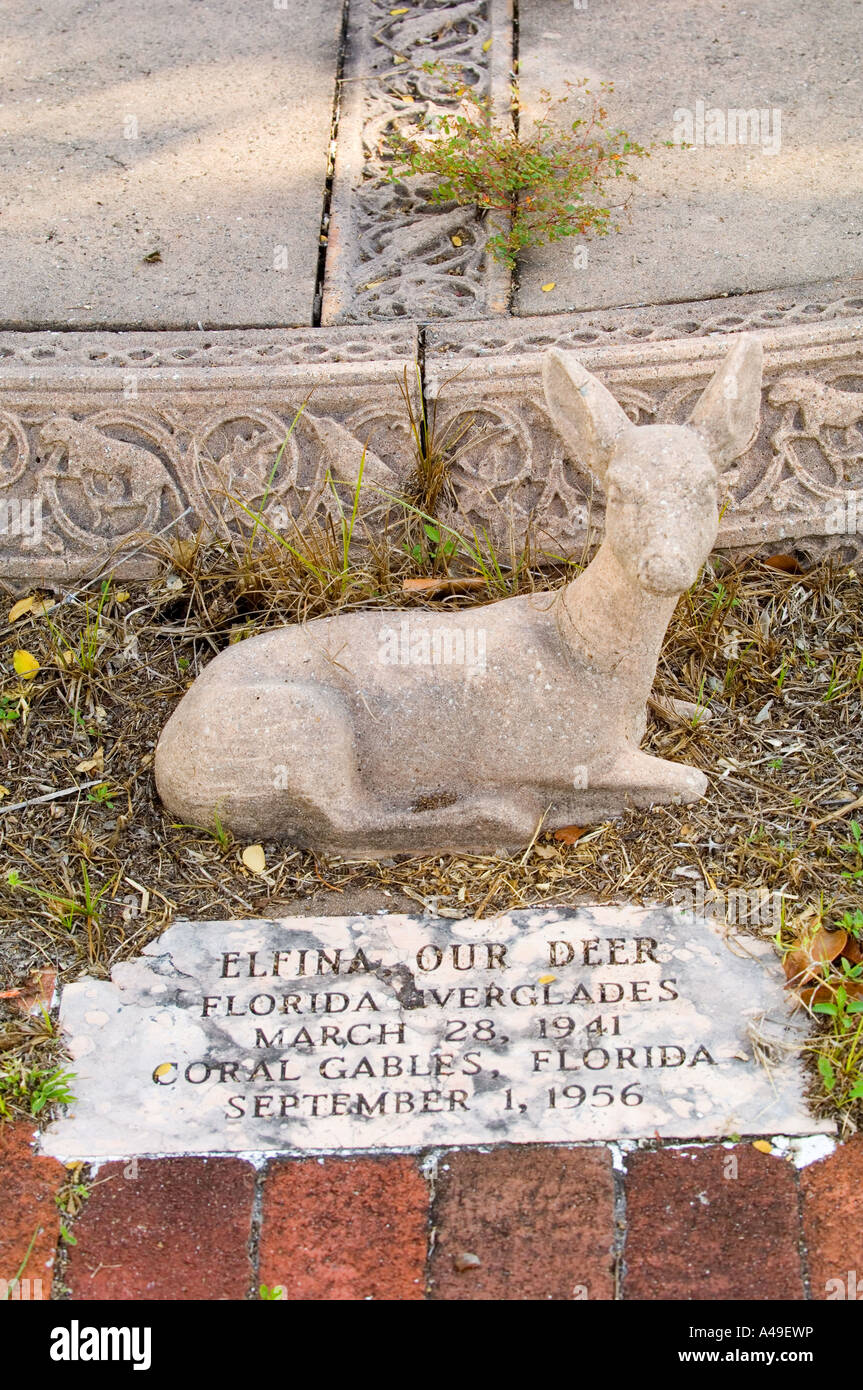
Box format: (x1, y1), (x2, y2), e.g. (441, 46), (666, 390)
(543, 337), (763, 596)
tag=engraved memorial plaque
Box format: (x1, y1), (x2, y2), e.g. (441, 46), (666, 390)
(42, 906), (831, 1157)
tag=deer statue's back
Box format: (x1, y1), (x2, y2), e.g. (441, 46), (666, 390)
(155, 337), (763, 856)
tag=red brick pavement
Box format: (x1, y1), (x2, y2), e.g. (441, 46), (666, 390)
(64, 1157), (256, 1300)
(799, 1135), (863, 1300)
(259, 1154), (428, 1299)
(623, 1145), (805, 1301)
(0, 1122), (65, 1300)
(5, 1131), (862, 1300)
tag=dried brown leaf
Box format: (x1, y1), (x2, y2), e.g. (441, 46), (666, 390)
(553, 825), (588, 845)
(402, 576), (487, 596)
(763, 553), (804, 574)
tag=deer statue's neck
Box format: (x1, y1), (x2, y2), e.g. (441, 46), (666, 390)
(557, 542), (679, 699)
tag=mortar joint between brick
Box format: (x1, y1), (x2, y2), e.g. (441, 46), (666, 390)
(792, 1163), (813, 1300)
(47, 1159), (95, 1302)
(609, 1145), (629, 1302)
(246, 1161), (268, 1301)
(421, 1146), (442, 1299)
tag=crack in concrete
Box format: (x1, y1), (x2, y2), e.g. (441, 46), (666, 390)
(313, 0), (352, 327)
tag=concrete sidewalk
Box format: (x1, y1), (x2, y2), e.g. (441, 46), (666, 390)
(0, 0), (342, 328)
(516, 0), (863, 316)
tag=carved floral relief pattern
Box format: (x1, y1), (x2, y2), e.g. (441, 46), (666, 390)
(426, 288), (863, 356)
(0, 326), (415, 371)
(327, 0), (506, 321)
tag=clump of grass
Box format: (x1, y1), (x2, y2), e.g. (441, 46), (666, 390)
(0, 1009), (74, 1123)
(7, 863), (114, 966)
(44, 579), (113, 675)
(387, 71), (648, 267)
(397, 365), (472, 516)
(0, 1057), (76, 1119)
(172, 810), (233, 853)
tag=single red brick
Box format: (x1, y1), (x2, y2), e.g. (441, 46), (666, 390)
(624, 1145), (804, 1300)
(0, 1123), (64, 1300)
(799, 1137), (863, 1300)
(259, 1156), (428, 1300)
(429, 1146), (615, 1301)
(66, 1157), (255, 1300)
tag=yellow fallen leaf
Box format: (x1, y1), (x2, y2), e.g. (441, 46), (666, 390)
(242, 844), (267, 875)
(58, 649), (75, 668)
(13, 649), (39, 679)
(482, 37), (493, 52)
(752, 1139), (773, 1154)
(153, 1063), (173, 1079)
(541, 282), (556, 292)
(75, 747), (104, 774)
(538, 975), (556, 985)
(114, 590), (130, 603)
(390, 5), (409, 11)
(8, 597), (36, 623)
(0, 787), (9, 799)
(451, 235), (463, 247)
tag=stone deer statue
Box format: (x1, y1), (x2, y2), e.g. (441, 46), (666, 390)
(155, 337), (763, 856)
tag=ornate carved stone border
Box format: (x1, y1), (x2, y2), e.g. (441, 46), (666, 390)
(322, 0), (514, 323)
(0, 326), (420, 584)
(425, 314), (863, 560)
(2, 313), (862, 586)
(426, 277), (863, 355)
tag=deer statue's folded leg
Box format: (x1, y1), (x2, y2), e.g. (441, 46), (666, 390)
(157, 675), (544, 855)
(156, 680), (382, 843)
(599, 747), (708, 807)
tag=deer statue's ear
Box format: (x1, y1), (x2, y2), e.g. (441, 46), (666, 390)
(687, 335), (763, 468)
(543, 349), (632, 479)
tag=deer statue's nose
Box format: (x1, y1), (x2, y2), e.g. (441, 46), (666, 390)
(639, 554), (687, 594)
